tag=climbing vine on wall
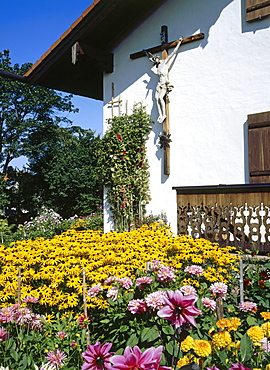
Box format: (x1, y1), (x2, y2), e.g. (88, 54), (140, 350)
(100, 105), (153, 231)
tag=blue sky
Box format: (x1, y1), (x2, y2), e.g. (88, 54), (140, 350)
(0, 0), (103, 138)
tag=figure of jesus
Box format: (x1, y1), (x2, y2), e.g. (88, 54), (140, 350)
(144, 37), (183, 123)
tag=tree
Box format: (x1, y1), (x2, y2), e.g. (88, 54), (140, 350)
(0, 49), (78, 173)
(24, 126), (103, 218)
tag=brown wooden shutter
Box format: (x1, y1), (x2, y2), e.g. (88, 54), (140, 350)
(246, 0), (270, 22)
(248, 111), (270, 183)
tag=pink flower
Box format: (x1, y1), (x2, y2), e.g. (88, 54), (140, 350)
(88, 284), (103, 297)
(82, 341), (113, 370)
(260, 337), (270, 352)
(228, 363), (252, 370)
(184, 265), (204, 276)
(57, 331), (68, 340)
(180, 285), (197, 296)
(104, 276), (120, 286)
(15, 307), (32, 325)
(135, 276), (153, 289)
(29, 313), (44, 331)
(0, 327), (9, 342)
(145, 291), (166, 309)
(119, 278), (133, 289)
(127, 299), (147, 314)
(116, 134), (123, 141)
(148, 260), (163, 272)
(0, 304), (19, 323)
(111, 345), (170, 370)
(46, 349), (67, 368)
(22, 296), (39, 304)
(157, 266), (175, 282)
(201, 297), (216, 311)
(206, 367), (220, 370)
(157, 290), (202, 328)
(239, 301), (257, 312)
(209, 282), (228, 299)
(107, 287), (119, 301)
(78, 314), (91, 328)
(70, 340), (78, 348)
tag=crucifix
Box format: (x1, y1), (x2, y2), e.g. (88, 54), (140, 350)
(130, 26), (204, 175)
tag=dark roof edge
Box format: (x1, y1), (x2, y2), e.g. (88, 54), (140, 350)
(172, 183), (270, 194)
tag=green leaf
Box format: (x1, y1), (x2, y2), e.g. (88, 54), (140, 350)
(240, 333), (253, 363)
(10, 349), (19, 361)
(165, 341), (179, 356)
(141, 327), (159, 342)
(161, 325), (175, 335)
(126, 333), (139, 347)
(246, 316), (258, 326)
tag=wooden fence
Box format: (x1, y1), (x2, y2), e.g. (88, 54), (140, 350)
(173, 183), (270, 253)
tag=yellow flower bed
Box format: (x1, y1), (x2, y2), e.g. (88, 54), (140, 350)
(0, 223), (238, 312)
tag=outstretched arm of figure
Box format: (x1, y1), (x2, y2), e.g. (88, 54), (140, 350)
(165, 36), (184, 64)
(142, 49), (155, 62)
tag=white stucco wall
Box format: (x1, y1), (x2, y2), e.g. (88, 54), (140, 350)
(103, 0), (270, 233)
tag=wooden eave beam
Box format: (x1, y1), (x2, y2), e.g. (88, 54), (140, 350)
(130, 33), (204, 60)
(79, 43), (113, 73)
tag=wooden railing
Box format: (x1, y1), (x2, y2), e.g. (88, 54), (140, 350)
(173, 184), (270, 253)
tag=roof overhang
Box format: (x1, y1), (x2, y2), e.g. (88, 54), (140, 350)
(23, 0), (167, 100)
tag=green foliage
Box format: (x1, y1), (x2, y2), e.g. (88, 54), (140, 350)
(0, 49), (77, 174)
(9, 206), (103, 243)
(0, 307), (86, 370)
(26, 126), (103, 218)
(100, 105), (153, 231)
(0, 50), (104, 220)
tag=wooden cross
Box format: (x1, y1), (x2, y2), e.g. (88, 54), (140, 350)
(130, 26), (204, 175)
(108, 82), (122, 118)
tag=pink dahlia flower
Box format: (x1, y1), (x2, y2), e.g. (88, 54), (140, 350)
(107, 287), (119, 301)
(46, 349), (67, 368)
(228, 363), (252, 370)
(184, 265), (204, 276)
(206, 367), (220, 370)
(239, 301), (257, 312)
(119, 278), (133, 289)
(88, 284), (103, 297)
(104, 276), (120, 286)
(201, 297), (216, 311)
(135, 276), (153, 288)
(0, 327), (9, 342)
(56, 331), (68, 340)
(145, 291), (166, 309)
(157, 266), (175, 282)
(82, 341), (113, 370)
(110, 345), (170, 370)
(260, 337), (270, 352)
(0, 304), (19, 323)
(127, 299), (147, 314)
(148, 260), (163, 272)
(180, 285), (197, 296)
(157, 290), (202, 328)
(209, 282), (228, 295)
(22, 296), (39, 304)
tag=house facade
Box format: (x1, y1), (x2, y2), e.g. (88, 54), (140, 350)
(20, 0), (270, 248)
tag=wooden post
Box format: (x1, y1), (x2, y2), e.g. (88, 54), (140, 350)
(161, 26), (170, 175)
(82, 269), (90, 345)
(17, 265), (21, 305)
